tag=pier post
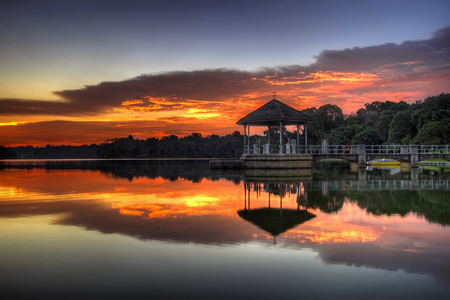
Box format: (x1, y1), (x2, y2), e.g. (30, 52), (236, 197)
(253, 144), (259, 155)
(286, 143), (291, 154)
(358, 144), (366, 168)
(358, 169), (366, 190)
(410, 145), (419, 168)
(401, 145), (408, 154)
(410, 168), (419, 190)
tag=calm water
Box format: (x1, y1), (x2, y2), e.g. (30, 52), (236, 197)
(1, 160), (450, 299)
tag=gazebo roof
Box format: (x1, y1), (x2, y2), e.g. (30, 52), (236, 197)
(237, 208), (316, 236)
(236, 99), (314, 126)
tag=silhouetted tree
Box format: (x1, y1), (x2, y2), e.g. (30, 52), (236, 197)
(388, 111), (412, 144)
(0, 145), (17, 159)
(411, 119), (450, 144)
(376, 110), (395, 143)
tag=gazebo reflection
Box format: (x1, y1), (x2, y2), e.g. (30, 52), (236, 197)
(238, 179), (316, 243)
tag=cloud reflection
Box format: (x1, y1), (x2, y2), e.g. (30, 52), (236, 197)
(1, 162), (450, 284)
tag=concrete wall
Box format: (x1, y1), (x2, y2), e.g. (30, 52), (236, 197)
(243, 154), (312, 169)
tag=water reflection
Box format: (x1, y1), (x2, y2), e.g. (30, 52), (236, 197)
(1, 160), (450, 290)
(238, 180), (316, 244)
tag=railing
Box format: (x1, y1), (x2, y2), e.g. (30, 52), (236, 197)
(308, 179), (450, 191)
(245, 144), (356, 155)
(244, 144), (450, 155)
(365, 145), (450, 154)
(417, 145), (450, 154)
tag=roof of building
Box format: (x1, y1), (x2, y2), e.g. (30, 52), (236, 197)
(236, 99), (314, 126)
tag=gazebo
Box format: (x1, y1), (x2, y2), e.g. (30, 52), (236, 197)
(210, 96), (315, 170)
(237, 96), (314, 156)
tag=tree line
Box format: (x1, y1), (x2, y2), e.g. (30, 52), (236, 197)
(95, 92), (449, 158)
(97, 132), (244, 159)
(1, 93), (448, 159)
(303, 92), (450, 145)
(5, 144), (98, 159)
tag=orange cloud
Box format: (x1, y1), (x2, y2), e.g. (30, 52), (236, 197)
(1, 27), (449, 146)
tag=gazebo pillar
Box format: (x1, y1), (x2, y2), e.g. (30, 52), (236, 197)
(265, 126), (271, 154)
(279, 121), (283, 154)
(244, 181), (247, 210)
(305, 124), (308, 146)
(243, 125), (247, 155)
(247, 125), (250, 154)
(279, 184), (283, 216)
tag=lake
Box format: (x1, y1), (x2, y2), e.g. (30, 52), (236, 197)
(1, 159), (450, 299)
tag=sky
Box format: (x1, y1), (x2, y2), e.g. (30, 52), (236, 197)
(1, 0), (450, 146)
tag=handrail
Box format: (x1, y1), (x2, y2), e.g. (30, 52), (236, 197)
(244, 144), (450, 155)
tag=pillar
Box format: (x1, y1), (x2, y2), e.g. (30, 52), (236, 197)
(401, 145), (408, 154)
(286, 143), (291, 154)
(243, 125), (247, 155)
(305, 191), (308, 211)
(248, 182), (251, 210)
(411, 168), (419, 190)
(267, 125), (271, 154)
(247, 125), (250, 154)
(358, 144), (366, 168)
(410, 145), (419, 168)
(279, 184), (283, 216)
(244, 181), (247, 210)
(358, 169), (366, 190)
(279, 121), (283, 154)
(305, 124), (308, 146)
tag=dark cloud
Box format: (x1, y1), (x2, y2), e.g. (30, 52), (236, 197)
(0, 98), (93, 116)
(0, 69), (268, 116)
(311, 27), (450, 72)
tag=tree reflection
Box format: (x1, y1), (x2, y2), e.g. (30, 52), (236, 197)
(238, 172), (450, 226)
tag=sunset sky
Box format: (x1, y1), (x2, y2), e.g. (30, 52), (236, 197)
(1, 0), (450, 146)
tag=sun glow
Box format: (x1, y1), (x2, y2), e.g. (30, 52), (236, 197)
(183, 109), (220, 119)
(0, 122), (26, 126)
(287, 224), (379, 244)
(0, 187), (23, 199)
